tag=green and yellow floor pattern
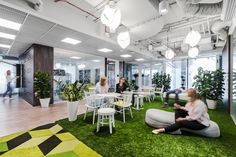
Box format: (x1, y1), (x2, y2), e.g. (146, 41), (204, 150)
(0, 123), (101, 157)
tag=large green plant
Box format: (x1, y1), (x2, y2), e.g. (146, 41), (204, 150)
(62, 81), (87, 102)
(193, 67), (225, 101)
(152, 72), (171, 92)
(34, 71), (51, 99)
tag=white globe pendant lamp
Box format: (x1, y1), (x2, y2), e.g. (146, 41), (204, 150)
(165, 48), (175, 60)
(188, 47), (199, 58)
(117, 31), (130, 49)
(185, 30), (201, 47)
(101, 1), (121, 31)
(159, 0), (168, 15)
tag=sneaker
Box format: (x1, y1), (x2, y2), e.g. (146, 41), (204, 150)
(152, 130), (160, 135)
(9, 97), (14, 100)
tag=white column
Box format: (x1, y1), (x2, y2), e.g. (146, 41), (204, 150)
(138, 64), (142, 90)
(149, 63), (153, 86)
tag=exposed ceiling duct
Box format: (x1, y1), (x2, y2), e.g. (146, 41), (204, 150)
(221, 0), (236, 21)
(175, 0), (223, 16)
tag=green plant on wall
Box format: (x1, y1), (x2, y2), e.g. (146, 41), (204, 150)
(193, 67), (225, 101)
(62, 81), (88, 102)
(34, 71), (51, 99)
(152, 72), (171, 92)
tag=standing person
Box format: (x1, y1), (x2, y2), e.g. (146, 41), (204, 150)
(3, 70), (18, 99)
(95, 76), (109, 94)
(152, 88), (210, 135)
(116, 77), (128, 93)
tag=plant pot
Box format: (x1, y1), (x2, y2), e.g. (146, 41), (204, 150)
(206, 99), (217, 109)
(67, 101), (79, 121)
(39, 98), (50, 108)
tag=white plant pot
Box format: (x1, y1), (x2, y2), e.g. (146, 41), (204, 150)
(67, 101), (79, 121)
(39, 98), (50, 108)
(206, 99), (217, 109)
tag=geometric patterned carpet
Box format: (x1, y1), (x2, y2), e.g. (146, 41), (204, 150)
(0, 123), (101, 157)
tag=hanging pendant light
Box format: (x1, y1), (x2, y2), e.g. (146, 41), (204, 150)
(185, 29), (201, 47)
(165, 48), (175, 59)
(188, 47), (199, 58)
(117, 31), (130, 49)
(159, 0), (168, 15)
(101, 1), (121, 31)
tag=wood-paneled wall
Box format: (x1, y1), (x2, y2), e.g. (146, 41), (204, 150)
(19, 44), (54, 106)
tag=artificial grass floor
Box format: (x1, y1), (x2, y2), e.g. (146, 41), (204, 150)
(57, 99), (236, 157)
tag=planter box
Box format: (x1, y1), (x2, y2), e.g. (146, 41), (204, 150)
(206, 99), (217, 109)
(39, 98), (50, 108)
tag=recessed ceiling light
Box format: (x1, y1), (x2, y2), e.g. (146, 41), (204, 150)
(0, 18), (22, 30)
(98, 48), (112, 53)
(120, 54), (132, 58)
(135, 58), (144, 61)
(61, 37), (81, 45)
(70, 56), (81, 59)
(92, 60), (101, 62)
(0, 44), (11, 49)
(0, 32), (16, 40)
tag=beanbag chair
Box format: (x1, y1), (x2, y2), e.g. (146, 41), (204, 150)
(145, 109), (220, 138)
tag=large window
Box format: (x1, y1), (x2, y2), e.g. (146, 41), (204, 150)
(231, 33), (236, 123)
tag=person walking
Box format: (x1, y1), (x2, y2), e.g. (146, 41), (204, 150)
(3, 70), (18, 100)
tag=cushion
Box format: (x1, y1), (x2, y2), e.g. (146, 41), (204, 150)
(145, 109), (220, 138)
(163, 92), (189, 101)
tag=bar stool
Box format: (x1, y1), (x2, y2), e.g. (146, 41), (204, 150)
(97, 108), (115, 134)
(134, 94), (144, 110)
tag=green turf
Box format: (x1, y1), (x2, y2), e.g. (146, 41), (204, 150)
(57, 99), (236, 157)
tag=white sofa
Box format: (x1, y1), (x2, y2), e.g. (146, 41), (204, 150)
(145, 109), (220, 138)
(163, 92), (189, 101)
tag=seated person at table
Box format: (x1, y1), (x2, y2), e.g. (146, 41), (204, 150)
(95, 76), (109, 94)
(163, 87), (185, 107)
(152, 88), (210, 135)
(116, 77), (128, 93)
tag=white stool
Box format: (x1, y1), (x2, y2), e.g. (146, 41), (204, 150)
(134, 94), (144, 110)
(97, 108), (115, 134)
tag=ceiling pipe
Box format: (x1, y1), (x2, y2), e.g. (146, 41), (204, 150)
(54, 0), (99, 21)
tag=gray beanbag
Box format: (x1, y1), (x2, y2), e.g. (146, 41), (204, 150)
(145, 109), (220, 138)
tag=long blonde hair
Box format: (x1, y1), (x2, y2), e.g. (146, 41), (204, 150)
(100, 76), (107, 87)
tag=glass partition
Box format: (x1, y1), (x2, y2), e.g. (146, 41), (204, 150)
(231, 33), (236, 123)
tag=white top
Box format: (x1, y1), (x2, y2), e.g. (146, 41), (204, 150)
(184, 100), (210, 127)
(6, 75), (13, 83)
(95, 82), (109, 94)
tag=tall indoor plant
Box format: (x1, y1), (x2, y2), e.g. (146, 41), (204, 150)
(34, 71), (51, 108)
(193, 68), (225, 109)
(62, 81), (87, 121)
(152, 72), (171, 92)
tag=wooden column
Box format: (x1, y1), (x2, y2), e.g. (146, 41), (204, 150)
(19, 44), (54, 106)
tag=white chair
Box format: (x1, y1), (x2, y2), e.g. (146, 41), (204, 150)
(97, 108), (115, 134)
(83, 95), (104, 124)
(154, 85), (164, 102)
(134, 94), (144, 110)
(142, 88), (151, 102)
(113, 93), (133, 123)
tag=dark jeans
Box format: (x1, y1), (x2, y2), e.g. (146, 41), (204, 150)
(3, 82), (13, 98)
(165, 109), (207, 133)
(165, 89), (182, 103)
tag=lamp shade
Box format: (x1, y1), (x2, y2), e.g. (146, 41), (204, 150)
(117, 31), (130, 49)
(188, 47), (199, 58)
(185, 30), (201, 47)
(165, 48), (175, 59)
(101, 5), (121, 31)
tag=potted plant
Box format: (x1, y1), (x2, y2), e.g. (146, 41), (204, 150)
(62, 81), (87, 121)
(34, 71), (51, 108)
(152, 72), (171, 92)
(193, 68), (225, 109)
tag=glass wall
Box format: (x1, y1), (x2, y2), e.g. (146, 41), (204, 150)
(0, 59), (19, 95)
(231, 33), (236, 123)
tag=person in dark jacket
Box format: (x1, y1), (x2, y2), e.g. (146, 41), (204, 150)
(116, 77), (128, 93)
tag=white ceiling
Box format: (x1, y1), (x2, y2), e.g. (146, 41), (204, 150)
(0, 0), (232, 63)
